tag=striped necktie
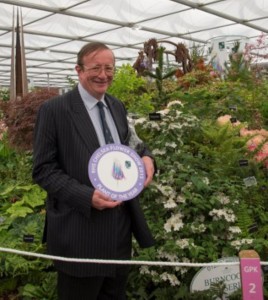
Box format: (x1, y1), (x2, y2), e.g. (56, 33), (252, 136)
(97, 101), (114, 144)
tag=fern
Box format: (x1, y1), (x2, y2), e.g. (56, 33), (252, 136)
(192, 121), (245, 177)
(236, 200), (253, 236)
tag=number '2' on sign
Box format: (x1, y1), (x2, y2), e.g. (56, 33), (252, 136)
(239, 250), (264, 300)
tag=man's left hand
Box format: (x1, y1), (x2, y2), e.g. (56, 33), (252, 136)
(142, 156), (155, 187)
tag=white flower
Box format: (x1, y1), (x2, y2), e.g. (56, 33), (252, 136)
(140, 266), (150, 274)
(167, 100), (183, 108)
(150, 270), (159, 277)
(152, 149), (166, 156)
(175, 110), (183, 117)
(160, 272), (180, 286)
(209, 208), (236, 222)
(135, 117), (147, 125)
(164, 199), (177, 209)
(156, 184), (174, 197)
(231, 239), (253, 250)
(158, 108), (170, 116)
(169, 123), (183, 130)
(202, 177), (210, 185)
(190, 223), (206, 233)
(150, 270), (161, 284)
(242, 238), (253, 245)
(176, 194), (186, 203)
(164, 212), (184, 232)
(175, 257), (191, 274)
(157, 250), (178, 262)
(231, 240), (241, 250)
(176, 239), (190, 249)
(165, 141), (177, 148)
(150, 122), (161, 130)
(228, 226), (242, 234)
(181, 182), (193, 192)
(217, 193), (230, 205)
(182, 257), (190, 263)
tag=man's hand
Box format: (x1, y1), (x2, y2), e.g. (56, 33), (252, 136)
(92, 189), (122, 210)
(142, 156), (155, 187)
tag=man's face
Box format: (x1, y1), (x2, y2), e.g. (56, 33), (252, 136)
(76, 49), (115, 100)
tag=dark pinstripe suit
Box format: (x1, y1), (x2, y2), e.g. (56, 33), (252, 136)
(32, 86), (155, 277)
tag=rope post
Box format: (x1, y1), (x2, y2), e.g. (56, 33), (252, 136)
(239, 250), (264, 299)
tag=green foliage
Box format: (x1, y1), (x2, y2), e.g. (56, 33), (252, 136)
(190, 281), (229, 299)
(235, 200), (253, 236)
(127, 100), (268, 298)
(193, 122), (245, 175)
(144, 47), (177, 109)
(2, 184), (46, 219)
(0, 88), (10, 101)
(108, 64), (154, 115)
(0, 133), (54, 298)
(0, 136), (33, 185)
(0, 181), (48, 277)
(176, 79), (268, 130)
(224, 42), (252, 84)
(20, 272), (57, 300)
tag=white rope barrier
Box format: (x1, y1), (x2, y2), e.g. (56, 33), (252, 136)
(1, 246), (268, 267)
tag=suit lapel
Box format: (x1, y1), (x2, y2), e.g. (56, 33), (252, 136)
(69, 87), (100, 152)
(105, 94), (126, 143)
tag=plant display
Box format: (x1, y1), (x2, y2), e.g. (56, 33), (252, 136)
(0, 34), (267, 299)
(0, 88), (58, 151)
(127, 100), (268, 299)
(0, 89), (58, 298)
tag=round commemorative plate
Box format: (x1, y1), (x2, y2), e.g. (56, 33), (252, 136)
(88, 144), (146, 201)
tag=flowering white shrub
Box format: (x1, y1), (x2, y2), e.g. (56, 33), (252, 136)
(128, 100), (268, 298)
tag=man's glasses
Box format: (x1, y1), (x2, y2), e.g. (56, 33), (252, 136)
(82, 64), (115, 76)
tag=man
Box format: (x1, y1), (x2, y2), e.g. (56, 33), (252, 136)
(32, 42), (155, 299)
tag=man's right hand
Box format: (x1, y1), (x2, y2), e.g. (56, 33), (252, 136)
(91, 189), (122, 210)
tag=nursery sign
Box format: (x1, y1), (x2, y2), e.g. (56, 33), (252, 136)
(239, 250), (264, 300)
(149, 112), (161, 121)
(190, 257), (241, 299)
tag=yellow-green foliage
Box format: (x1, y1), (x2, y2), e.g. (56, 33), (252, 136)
(108, 64), (154, 115)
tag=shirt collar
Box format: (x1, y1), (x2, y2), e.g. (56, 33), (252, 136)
(78, 83), (106, 110)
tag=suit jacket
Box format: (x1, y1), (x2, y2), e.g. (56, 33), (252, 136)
(32, 86), (155, 277)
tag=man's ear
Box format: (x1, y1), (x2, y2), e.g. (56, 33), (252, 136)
(75, 65), (82, 74)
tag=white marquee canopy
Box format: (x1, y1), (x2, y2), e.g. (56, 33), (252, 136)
(0, 0), (267, 89)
